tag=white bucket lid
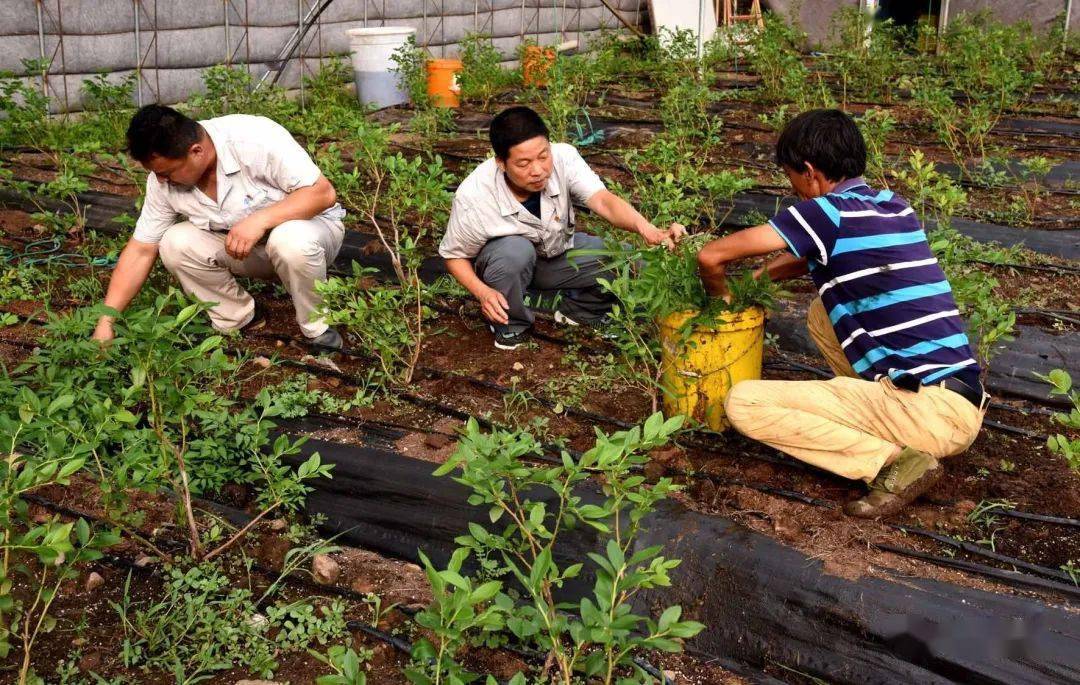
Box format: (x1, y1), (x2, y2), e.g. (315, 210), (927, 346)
(346, 26), (417, 39)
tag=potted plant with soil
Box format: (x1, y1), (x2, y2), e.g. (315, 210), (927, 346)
(586, 235), (784, 430)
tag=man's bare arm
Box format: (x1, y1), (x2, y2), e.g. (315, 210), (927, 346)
(93, 238), (160, 340)
(754, 252), (809, 281)
(225, 176), (337, 259)
(586, 189), (685, 249)
(697, 224), (789, 299)
(445, 257), (509, 325)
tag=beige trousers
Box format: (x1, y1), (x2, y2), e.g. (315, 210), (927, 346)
(724, 298), (986, 481)
(158, 219), (344, 338)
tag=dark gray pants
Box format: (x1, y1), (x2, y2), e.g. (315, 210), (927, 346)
(474, 232), (616, 334)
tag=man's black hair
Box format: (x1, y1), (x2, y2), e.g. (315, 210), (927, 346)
(489, 106), (549, 159)
(126, 104), (202, 162)
(775, 109), (866, 181)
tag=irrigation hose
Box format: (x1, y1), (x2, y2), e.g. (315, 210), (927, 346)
(889, 523), (1074, 583)
(873, 544), (1080, 601)
(0, 237), (117, 268)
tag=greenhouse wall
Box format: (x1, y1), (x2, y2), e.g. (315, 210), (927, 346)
(0, 0), (647, 112)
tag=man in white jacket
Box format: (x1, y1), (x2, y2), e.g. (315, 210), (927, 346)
(92, 105), (345, 350)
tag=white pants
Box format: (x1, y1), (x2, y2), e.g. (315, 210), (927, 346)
(157, 219), (344, 338)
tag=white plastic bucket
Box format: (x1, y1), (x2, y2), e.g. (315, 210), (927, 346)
(346, 26), (417, 108)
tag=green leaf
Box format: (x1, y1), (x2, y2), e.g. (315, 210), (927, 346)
(47, 394), (74, 415)
(175, 302), (200, 325)
(470, 580), (502, 603)
(658, 605), (681, 631)
(75, 518), (90, 546)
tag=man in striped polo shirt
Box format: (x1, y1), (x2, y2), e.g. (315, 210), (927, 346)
(697, 109), (988, 518)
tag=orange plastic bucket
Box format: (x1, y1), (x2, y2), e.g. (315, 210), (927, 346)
(426, 58), (462, 108)
(522, 45), (556, 87)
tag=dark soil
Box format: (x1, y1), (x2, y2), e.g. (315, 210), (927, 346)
(1, 69), (1077, 678)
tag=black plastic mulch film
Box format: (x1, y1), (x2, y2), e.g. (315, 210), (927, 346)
(267, 428), (1080, 685)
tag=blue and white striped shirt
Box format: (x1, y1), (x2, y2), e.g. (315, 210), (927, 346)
(768, 177), (981, 387)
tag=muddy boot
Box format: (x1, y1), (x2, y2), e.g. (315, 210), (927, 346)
(844, 447), (943, 519)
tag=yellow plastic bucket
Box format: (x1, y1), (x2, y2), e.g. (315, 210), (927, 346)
(426, 58), (462, 107)
(659, 307), (766, 431)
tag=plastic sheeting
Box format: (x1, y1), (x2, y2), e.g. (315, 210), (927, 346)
(0, 0), (647, 111)
(279, 427), (1080, 685)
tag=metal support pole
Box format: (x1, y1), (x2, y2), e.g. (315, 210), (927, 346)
(298, 0), (305, 104)
(224, 0), (231, 65)
(133, 0), (143, 105)
(936, 0), (951, 55)
(697, 0), (705, 60)
(55, 0), (69, 112)
(35, 0), (47, 98)
(861, 0), (877, 49)
(1065, 0), (1074, 53)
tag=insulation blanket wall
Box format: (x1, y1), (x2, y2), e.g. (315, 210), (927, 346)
(0, 0), (645, 112)
(280, 432), (1080, 684)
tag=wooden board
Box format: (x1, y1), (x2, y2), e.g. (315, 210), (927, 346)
(647, 0), (717, 44)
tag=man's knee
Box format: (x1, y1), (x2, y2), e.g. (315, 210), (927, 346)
(158, 223), (203, 271)
(479, 236), (536, 278)
(806, 298), (837, 348)
(266, 220), (324, 264)
(723, 380), (765, 433)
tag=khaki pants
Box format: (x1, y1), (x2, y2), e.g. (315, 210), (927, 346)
(158, 219), (344, 338)
(724, 298), (986, 481)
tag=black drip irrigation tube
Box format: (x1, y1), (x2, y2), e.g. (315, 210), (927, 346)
(889, 523), (1077, 585)
(873, 544), (1080, 601)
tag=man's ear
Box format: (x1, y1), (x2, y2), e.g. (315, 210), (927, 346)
(494, 157), (506, 172)
(801, 161), (817, 179)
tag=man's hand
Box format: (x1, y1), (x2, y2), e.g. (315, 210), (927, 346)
(92, 316), (115, 343)
(225, 216), (268, 260)
(477, 286), (510, 325)
(667, 222), (687, 244)
(638, 222), (684, 251)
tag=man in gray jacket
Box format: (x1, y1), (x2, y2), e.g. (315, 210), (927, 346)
(440, 106), (684, 350)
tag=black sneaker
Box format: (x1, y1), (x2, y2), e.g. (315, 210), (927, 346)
(490, 326), (530, 351)
(308, 327), (344, 352)
(554, 311), (619, 341)
(240, 302), (267, 334)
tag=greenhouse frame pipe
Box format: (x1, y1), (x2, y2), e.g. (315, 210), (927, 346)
(256, 0), (336, 89)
